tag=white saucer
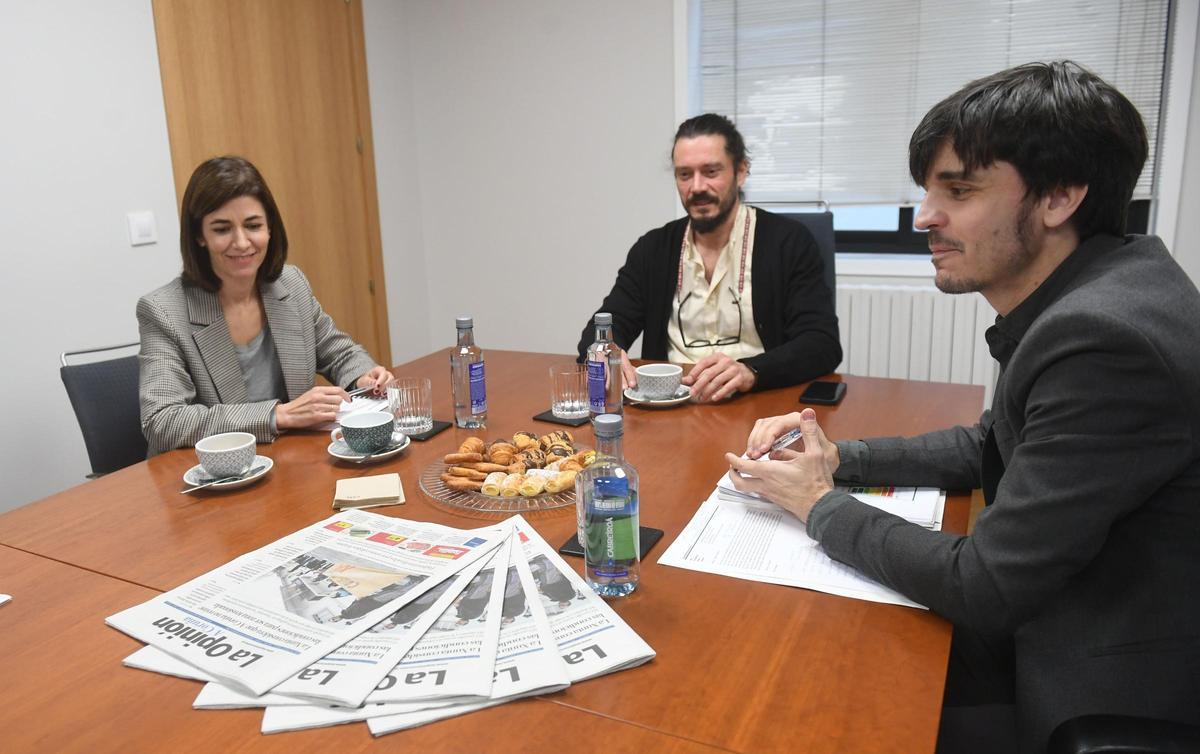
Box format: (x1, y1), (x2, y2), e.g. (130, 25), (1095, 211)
(183, 455), (274, 490)
(328, 431), (410, 462)
(624, 385), (692, 408)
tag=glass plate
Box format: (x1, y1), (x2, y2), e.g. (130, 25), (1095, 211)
(419, 462), (575, 515)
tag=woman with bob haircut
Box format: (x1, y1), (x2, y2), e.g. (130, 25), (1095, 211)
(137, 155), (393, 456)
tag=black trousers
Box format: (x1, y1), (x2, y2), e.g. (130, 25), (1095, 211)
(936, 626), (1019, 754)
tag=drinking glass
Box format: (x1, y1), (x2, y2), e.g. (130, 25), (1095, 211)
(549, 363), (589, 419)
(386, 377), (434, 434)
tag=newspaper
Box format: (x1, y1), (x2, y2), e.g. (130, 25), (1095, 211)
(265, 526), (572, 734)
(123, 645), (213, 682)
(511, 518), (656, 681)
(106, 511), (505, 695)
(661, 488), (927, 608)
(268, 538), (498, 706)
(366, 524), (575, 736)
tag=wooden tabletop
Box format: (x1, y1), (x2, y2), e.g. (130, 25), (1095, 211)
(0, 349), (983, 753)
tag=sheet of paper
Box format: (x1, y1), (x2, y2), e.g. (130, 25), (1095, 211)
(316, 395), (390, 431)
(659, 489), (927, 609)
(716, 468), (943, 527)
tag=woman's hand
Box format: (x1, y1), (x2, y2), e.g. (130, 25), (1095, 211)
(356, 366), (395, 395)
(275, 386), (351, 430)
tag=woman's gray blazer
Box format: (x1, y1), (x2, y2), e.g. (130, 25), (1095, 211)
(137, 265), (377, 456)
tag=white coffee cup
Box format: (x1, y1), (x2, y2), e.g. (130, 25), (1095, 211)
(195, 432), (256, 478)
(635, 363), (684, 400)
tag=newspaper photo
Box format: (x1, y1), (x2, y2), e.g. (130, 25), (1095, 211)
(106, 510), (505, 695)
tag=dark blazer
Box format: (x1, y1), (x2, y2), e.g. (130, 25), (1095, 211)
(575, 207), (841, 390)
(137, 265), (377, 456)
(810, 234), (1200, 751)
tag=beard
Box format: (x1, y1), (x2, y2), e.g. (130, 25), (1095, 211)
(933, 197), (1038, 295)
(687, 188), (739, 234)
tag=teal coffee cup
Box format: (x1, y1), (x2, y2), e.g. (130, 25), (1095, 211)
(332, 411), (397, 454)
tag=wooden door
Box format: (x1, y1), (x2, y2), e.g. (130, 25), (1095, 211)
(153, 0), (390, 368)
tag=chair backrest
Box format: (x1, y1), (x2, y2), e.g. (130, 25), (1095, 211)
(60, 344), (147, 476)
(784, 210), (837, 309)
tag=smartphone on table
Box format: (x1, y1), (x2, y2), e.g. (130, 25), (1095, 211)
(799, 380), (846, 405)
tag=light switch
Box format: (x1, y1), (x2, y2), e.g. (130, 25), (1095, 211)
(127, 210), (158, 246)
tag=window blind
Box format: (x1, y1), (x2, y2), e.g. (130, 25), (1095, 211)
(693, 0), (1170, 206)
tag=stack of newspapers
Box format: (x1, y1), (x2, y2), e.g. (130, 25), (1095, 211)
(108, 511), (654, 736)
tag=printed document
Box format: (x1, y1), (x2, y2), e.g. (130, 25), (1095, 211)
(660, 488), (941, 609)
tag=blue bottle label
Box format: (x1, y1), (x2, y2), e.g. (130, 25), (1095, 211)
(593, 476), (632, 514)
(469, 361), (487, 414)
(587, 360), (606, 412)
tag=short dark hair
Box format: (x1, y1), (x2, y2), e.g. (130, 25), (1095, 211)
(179, 155), (288, 292)
(674, 113), (750, 169)
(909, 61), (1148, 239)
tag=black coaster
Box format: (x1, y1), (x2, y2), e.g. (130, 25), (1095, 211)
(532, 409), (591, 427)
(405, 419), (453, 441)
(557, 527), (665, 559)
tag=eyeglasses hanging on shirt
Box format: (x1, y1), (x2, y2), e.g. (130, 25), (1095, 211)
(677, 286), (743, 348)
(675, 205), (752, 350)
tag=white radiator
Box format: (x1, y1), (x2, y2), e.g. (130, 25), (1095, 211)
(835, 284), (998, 406)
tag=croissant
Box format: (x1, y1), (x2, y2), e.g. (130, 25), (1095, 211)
(512, 431), (540, 451)
(544, 469), (578, 494)
(557, 458), (584, 473)
(459, 437), (485, 455)
(518, 474), (547, 497)
(480, 471), (507, 496)
(487, 441), (518, 466)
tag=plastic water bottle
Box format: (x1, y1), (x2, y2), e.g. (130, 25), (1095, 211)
(576, 414), (639, 597)
(586, 313), (623, 420)
(450, 316), (486, 428)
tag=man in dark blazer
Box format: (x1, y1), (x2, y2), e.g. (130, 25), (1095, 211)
(575, 114), (841, 402)
(727, 61), (1200, 753)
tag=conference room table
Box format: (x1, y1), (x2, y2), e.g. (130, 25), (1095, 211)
(0, 349), (983, 753)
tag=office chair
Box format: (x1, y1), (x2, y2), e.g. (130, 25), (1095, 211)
(783, 203), (837, 309)
(1048, 714), (1200, 754)
(60, 343), (148, 477)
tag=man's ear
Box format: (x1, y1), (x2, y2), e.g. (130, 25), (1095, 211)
(736, 160), (750, 188)
(1043, 184), (1088, 230)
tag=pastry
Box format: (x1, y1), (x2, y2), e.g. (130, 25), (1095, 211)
(487, 441), (518, 466)
(557, 458), (583, 473)
(481, 471), (507, 496)
(441, 474), (483, 492)
(512, 431), (539, 451)
(539, 430), (574, 451)
(466, 461), (510, 473)
(545, 444), (573, 461)
(500, 473), (525, 497)
(458, 437), (485, 455)
(544, 469), (578, 494)
(518, 474), (547, 497)
(515, 448), (546, 469)
(443, 452), (483, 464)
(447, 466), (487, 481)
(570, 449), (597, 467)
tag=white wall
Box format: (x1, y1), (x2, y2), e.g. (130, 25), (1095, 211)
(362, 0), (433, 365)
(0, 1), (180, 513)
(394, 0), (679, 356)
